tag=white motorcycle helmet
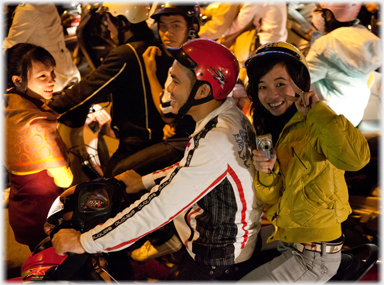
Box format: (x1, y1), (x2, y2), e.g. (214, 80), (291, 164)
(319, 2), (362, 22)
(103, 2), (150, 24)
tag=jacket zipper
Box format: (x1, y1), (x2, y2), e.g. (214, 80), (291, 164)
(291, 147), (308, 169)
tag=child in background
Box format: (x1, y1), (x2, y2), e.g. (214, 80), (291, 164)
(5, 43), (73, 251)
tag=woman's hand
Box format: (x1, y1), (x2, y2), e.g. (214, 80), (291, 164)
(115, 170), (145, 194)
(281, 79), (320, 115)
(143, 46), (161, 78)
(252, 149), (277, 174)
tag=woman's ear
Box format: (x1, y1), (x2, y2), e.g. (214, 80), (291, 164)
(195, 83), (211, 99)
(12, 75), (22, 86)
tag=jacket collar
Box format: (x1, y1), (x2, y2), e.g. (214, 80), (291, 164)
(192, 97), (235, 136)
(276, 111), (306, 145)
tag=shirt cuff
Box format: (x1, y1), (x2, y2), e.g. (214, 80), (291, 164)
(258, 162), (280, 186)
(80, 231), (100, 254)
(142, 173), (156, 190)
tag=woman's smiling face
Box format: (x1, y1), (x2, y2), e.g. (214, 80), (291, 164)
(26, 61), (56, 100)
(257, 63), (295, 116)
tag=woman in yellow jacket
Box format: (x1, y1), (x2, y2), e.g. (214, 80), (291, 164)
(240, 41), (370, 282)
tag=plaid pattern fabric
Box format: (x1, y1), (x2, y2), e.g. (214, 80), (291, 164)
(192, 178), (238, 266)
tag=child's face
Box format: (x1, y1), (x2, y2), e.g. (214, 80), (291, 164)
(257, 63), (295, 116)
(26, 61), (56, 100)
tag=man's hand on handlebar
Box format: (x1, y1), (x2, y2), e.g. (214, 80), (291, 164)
(52, 228), (85, 256)
(115, 170), (145, 194)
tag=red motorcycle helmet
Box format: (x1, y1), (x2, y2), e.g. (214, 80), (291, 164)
(168, 38), (240, 101)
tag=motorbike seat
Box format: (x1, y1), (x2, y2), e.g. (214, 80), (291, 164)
(330, 253), (361, 280)
(329, 243), (378, 281)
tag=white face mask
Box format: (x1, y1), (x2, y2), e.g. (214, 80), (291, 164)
(312, 12), (325, 33)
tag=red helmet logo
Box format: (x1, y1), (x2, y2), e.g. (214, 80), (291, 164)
(211, 67), (228, 89)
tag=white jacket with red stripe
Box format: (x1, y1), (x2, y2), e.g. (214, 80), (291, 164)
(80, 98), (264, 265)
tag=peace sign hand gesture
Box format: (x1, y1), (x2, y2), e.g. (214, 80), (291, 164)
(281, 79), (320, 116)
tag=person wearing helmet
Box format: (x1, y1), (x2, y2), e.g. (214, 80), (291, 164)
(47, 2), (169, 179)
(107, 2), (202, 263)
(307, 2), (382, 127)
(240, 41), (370, 282)
(51, 39), (264, 281)
(139, 2), (201, 123)
(151, 2), (202, 42)
(111, 2), (202, 177)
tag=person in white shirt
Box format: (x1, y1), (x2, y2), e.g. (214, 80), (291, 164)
(51, 39), (264, 281)
(225, 2), (288, 46)
(200, 2), (288, 67)
(307, 2), (382, 127)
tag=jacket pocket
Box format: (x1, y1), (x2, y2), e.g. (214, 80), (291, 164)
(296, 183), (337, 228)
(286, 182), (337, 228)
(290, 146), (312, 175)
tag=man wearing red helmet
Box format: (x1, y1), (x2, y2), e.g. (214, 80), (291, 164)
(52, 39), (264, 281)
(108, 3), (203, 262)
(110, 2), (201, 177)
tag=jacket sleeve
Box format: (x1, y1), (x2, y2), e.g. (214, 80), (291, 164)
(258, 3), (288, 44)
(306, 39), (328, 84)
(2, 6), (37, 49)
(254, 161), (283, 205)
(226, 3), (256, 36)
(47, 166), (73, 188)
(308, 101), (370, 171)
(79, 137), (228, 253)
(199, 3), (240, 40)
(142, 162), (181, 189)
(48, 46), (131, 126)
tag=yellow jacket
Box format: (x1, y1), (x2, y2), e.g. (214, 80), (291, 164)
(255, 101), (370, 244)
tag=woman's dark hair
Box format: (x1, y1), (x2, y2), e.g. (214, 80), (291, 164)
(247, 58), (310, 136)
(6, 43), (56, 93)
(324, 9), (355, 33)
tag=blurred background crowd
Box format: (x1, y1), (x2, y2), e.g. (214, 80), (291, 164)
(2, 1), (381, 281)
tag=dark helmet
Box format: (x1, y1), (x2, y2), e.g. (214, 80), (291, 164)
(151, 2), (202, 35)
(168, 39), (239, 116)
(245, 41), (310, 91)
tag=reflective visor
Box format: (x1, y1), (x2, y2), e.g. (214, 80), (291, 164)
(167, 46), (198, 70)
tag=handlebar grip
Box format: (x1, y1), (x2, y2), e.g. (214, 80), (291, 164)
(112, 178), (126, 190)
